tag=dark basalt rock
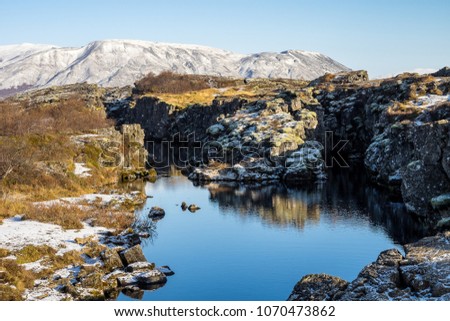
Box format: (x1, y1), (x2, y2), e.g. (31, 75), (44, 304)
(148, 206), (165, 219)
(187, 204), (200, 212)
(432, 67), (450, 77)
(288, 232), (450, 301)
(287, 274), (348, 301)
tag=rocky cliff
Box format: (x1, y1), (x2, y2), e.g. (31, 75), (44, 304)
(288, 231), (450, 301)
(113, 69), (450, 224)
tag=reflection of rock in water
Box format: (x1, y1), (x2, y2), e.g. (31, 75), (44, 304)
(364, 186), (429, 244)
(121, 286), (144, 300)
(205, 167), (430, 244)
(207, 182), (323, 229)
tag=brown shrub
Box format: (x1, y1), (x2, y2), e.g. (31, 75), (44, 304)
(0, 96), (113, 137)
(24, 204), (87, 230)
(0, 248), (10, 258)
(0, 258), (36, 300)
(134, 71), (239, 95)
(24, 202), (134, 231)
(0, 199), (31, 223)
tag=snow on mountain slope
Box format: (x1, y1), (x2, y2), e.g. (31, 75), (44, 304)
(0, 39), (350, 92)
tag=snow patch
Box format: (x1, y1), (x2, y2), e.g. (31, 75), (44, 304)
(414, 94), (450, 108)
(0, 217), (110, 254)
(74, 162), (91, 177)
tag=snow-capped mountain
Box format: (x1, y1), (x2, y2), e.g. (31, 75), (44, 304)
(0, 39), (350, 94)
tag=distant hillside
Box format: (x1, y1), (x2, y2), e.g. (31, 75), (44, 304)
(0, 40), (350, 96)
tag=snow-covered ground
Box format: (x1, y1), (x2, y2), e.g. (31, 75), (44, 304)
(0, 39), (350, 92)
(0, 216), (109, 253)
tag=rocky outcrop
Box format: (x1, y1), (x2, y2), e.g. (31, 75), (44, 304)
(122, 96), (246, 141)
(106, 70), (450, 221)
(25, 231), (174, 301)
(187, 92), (327, 183)
(288, 232), (450, 301)
(315, 72), (450, 221)
(288, 274), (349, 301)
(432, 67), (450, 77)
(120, 124), (149, 169)
(309, 70), (369, 87)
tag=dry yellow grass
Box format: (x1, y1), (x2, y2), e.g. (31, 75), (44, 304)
(151, 88), (218, 108)
(151, 87), (258, 108)
(24, 202), (134, 231)
(0, 258), (36, 300)
(0, 248), (10, 258)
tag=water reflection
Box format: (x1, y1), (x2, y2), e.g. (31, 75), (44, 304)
(206, 183), (321, 229)
(117, 165), (432, 300)
(200, 167), (429, 244)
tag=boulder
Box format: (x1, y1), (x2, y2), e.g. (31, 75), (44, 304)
(430, 193), (450, 210)
(117, 274), (139, 287)
(119, 245), (147, 266)
(188, 204), (201, 212)
(124, 261), (155, 273)
(101, 248), (124, 272)
(136, 270), (167, 285)
(148, 206), (165, 219)
(288, 233), (450, 301)
(287, 274), (348, 301)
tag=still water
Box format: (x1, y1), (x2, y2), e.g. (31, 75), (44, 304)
(119, 168), (426, 301)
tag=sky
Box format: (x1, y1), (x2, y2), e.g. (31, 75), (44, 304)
(1, 0), (449, 77)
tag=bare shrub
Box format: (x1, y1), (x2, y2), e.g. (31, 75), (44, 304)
(24, 203), (134, 231)
(134, 71), (239, 94)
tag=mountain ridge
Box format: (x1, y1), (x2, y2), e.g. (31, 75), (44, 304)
(0, 39), (351, 95)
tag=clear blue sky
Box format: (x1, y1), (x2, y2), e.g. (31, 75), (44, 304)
(1, 0), (449, 77)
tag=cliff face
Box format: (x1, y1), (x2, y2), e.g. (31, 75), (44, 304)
(315, 72), (450, 220)
(103, 70), (450, 222)
(122, 96), (246, 141)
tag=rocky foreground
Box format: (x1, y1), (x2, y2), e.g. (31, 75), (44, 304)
(23, 230), (173, 301)
(288, 231), (450, 301)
